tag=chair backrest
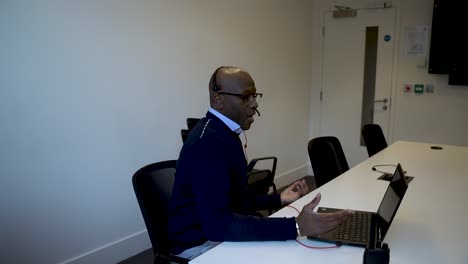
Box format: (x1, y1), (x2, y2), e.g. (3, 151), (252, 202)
(181, 118), (200, 144)
(186, 118), (200, 131)
(181, 129), (190, 143)
(132, 160), (178, 261)
(307, 136), (349, 187)
(362, 124), (388, 157)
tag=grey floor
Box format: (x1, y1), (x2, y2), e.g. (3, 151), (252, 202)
(119, 175), (316, 264)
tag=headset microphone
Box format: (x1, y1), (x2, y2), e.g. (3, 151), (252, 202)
(255, 108), (261, 116)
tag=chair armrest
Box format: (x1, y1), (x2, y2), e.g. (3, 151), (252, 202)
(247, 156), (277, 177)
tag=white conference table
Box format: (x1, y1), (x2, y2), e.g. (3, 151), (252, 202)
(190, 141), (468, 264)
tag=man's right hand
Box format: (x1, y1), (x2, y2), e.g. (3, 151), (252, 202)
(296, 193), (353, 237)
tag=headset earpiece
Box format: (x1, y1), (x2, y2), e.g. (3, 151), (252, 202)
(212, 66), (223, 92)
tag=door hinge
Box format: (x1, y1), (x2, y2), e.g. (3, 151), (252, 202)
(320, 91), (323, 101)
(322, 26), (325, 37)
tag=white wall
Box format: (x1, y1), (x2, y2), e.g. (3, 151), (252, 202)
(309, 0), (468, 160)
(0, 1), (313, 263)
(390, 0), (468, 145)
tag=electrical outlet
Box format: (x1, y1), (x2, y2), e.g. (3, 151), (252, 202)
(425, 84), (434, 93)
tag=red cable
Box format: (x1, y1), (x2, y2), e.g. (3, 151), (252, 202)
(295, 239), (339, 249)
(285, 205), (300, 214)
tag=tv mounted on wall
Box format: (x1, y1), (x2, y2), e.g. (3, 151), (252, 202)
(428, 0), (468, 85)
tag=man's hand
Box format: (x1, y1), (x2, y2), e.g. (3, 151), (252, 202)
(280, 179), (309, 205)
(296, 193), (353, 237)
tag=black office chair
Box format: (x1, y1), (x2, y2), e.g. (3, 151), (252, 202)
(246, 157), (278, 195)
(362, 124), (388, 157)
(186, 118), (200, 131)
(245, 157), (279, 215)
(307, 136), (349, 188)
(180, 118), (200, 143)
(132, 160), (189, 264)
(180, 129), (190, 143)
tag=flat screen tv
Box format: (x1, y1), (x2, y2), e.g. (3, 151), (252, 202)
(428, 0), (468, 85)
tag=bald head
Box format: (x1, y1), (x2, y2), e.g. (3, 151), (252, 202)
(207, 66), (259, 130)
(209, 66), (254, 101)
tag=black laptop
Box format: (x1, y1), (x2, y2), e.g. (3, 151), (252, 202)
(307, 163), (408, 247)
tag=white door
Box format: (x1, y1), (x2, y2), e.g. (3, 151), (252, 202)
(320, 7), (395, 167)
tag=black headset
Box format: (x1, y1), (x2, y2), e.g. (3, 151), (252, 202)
(211, 66), (224, 91)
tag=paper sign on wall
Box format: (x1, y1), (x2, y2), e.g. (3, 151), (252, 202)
(405, 25), (429, 57)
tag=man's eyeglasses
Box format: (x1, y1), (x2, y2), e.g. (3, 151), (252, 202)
(217, 92), (263, 103)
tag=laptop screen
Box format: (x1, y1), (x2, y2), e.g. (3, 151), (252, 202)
(378, 186), (400, 222)
(376, 163), (408, 239)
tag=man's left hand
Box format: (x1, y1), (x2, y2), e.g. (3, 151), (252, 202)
(280, 179), (309, 205)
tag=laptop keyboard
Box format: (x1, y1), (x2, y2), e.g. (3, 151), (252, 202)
(333, 212), (370, 243)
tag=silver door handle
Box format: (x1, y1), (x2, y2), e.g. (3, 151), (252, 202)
(375, 98), (388, 103)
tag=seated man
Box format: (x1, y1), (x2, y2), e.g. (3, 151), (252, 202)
(168, 66), (352, 260)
